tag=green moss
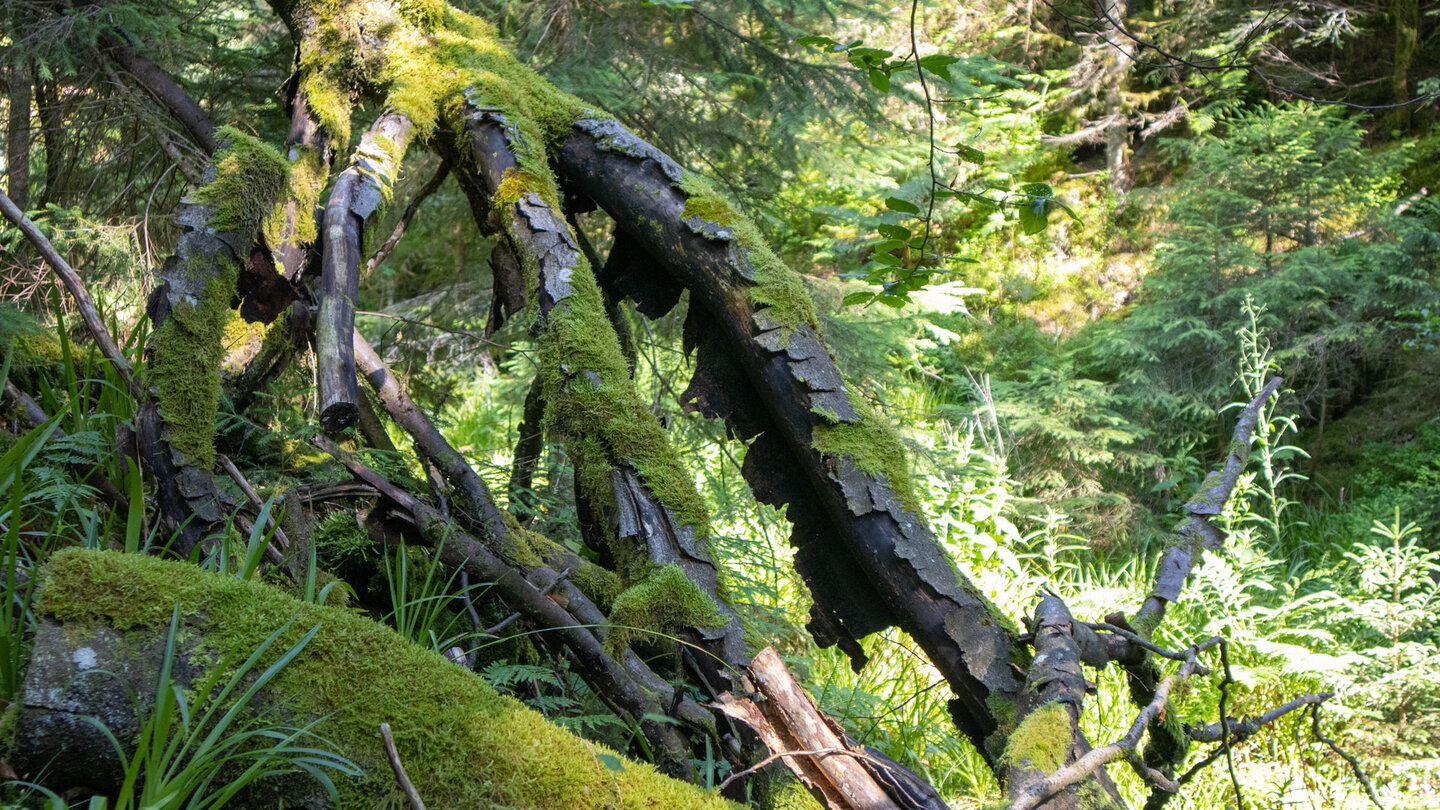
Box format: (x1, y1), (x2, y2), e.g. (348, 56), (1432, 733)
(265, 144), (327, 252)
(149, 266), (238, 468)
(38, 548), (740, 810)
(678, 172), (819, 336)
(811, 390), (923, 517)
(539, 254), (712, 536)
(499, 512), (623, 610)
(313, 510), (372, 568)
(492, 167), (547, 208)
(1001, 701), (1072, 773)
(193, 127), (290, 235)
(765, 776), (824, 810)
(604, 564), (726, 657)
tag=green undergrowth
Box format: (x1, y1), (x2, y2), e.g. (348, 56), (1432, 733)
(811, 389), (923, 517)
(1001, 700), (1070, 773)
(148, 267), (238, 468)
(538, 254), (712, 536)
(38, 548), (740, 810)
(679, 172), (819, 337)
(604, 564), (727, 657)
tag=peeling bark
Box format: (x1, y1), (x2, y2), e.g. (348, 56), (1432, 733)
(554, 120), (1024, 759)
(459, 101), (752, 689)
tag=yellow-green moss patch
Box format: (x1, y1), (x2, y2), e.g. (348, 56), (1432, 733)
(38, 548), (740, 810)
(604, 564), (727, 657)
(811, 389), (923, 518)
(678, 172), (819, 337)
(194, 127), (290, 235)
(1002, 701), (1071, 773)
(539, 255), (712, 536)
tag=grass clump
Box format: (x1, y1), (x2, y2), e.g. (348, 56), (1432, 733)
(604, 564), (727, 657)
(1001, 701), (1071, 773)
(37, 548), (741, 810)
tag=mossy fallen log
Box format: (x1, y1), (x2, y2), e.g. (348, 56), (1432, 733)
(13, 548), (739, 810)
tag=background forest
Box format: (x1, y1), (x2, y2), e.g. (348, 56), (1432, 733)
(1, 0), (1438, 807)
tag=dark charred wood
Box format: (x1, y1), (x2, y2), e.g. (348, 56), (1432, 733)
(508, 372), (545, 523)
(234, 239), (302, 323)
(554, 120), (1024, 761)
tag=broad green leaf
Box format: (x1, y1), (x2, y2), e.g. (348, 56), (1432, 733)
(868, 68), (890, 93)
(885, 196), (920, 214)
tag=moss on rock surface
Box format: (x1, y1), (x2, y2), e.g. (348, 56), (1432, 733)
(37, 548), (740, 810)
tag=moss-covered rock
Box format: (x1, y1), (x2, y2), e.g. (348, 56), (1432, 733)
(34, 548), (740, 810)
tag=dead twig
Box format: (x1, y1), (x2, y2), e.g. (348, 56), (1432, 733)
(0, 190), (141, 399)
(379, 723), (427, 810)
(1008, 637), (1221, 810)
(1310, 704), (1386, 810)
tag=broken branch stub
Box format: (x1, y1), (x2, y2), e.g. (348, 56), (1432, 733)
(317, 111), (412, 433)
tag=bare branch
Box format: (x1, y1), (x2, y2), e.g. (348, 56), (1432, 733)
(379, 723), (428, 810)
(0, 190), (140, 399)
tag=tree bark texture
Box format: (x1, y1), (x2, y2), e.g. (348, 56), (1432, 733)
(554, 120), (1025, 761)
(317, 111), (413, 432)
(5, 59), (32, 210)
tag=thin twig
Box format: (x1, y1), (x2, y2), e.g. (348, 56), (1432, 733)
(1008, 637), (1220, 810)
(717, 746), (887, 791)
(1217, 640), (1244, 808)
(379, 723), (427, 810)
(1310, 704), (1386, 810)
(364, 159), (451, 278)
(219, 454), (290, 550)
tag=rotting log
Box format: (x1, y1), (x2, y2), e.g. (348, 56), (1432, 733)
(16, 547), (740, 809)
(311, 436), (699, 779)
(317, 112), (413, 433)
(553, 120), (1025, 759)
(138, 129), (290, 556)
(457, 99), (751, 690)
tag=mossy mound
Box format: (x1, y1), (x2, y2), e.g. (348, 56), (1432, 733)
(37, 548), (740, 810)
(604, 564), (727, 657)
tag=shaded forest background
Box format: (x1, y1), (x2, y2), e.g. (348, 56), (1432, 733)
(1, 0), (1438, 806)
